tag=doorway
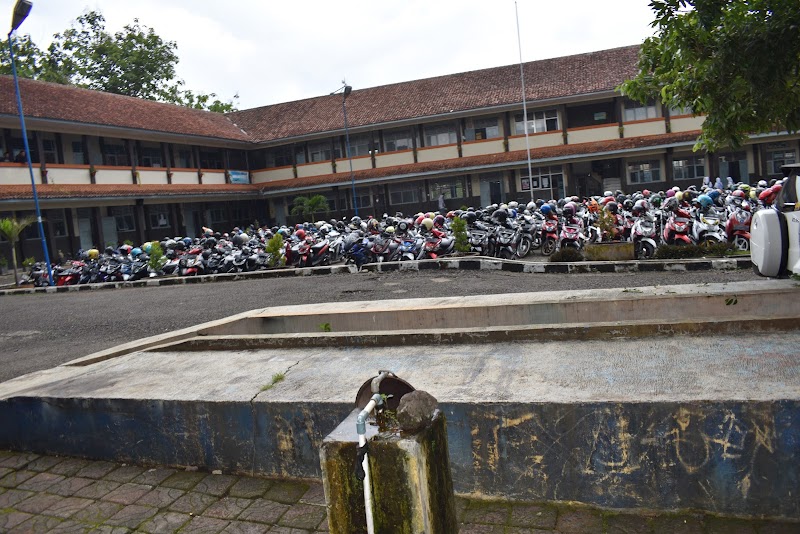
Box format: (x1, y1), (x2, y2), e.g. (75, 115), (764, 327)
(479, 173), (505, 206)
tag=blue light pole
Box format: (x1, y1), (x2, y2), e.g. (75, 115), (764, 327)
(340, 84), (357, 217)
(7, 0), (53, 285)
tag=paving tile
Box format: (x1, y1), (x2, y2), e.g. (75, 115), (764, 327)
(70, 500), (123, 523)
(0, 488), (35, 507)
(47, 476), (96, 497)
(43, 496), (94, 519)
(509, 503), (558, 529)
(47, 520), (92, 533)
(228, 477), (274, 499)
(238, 498), (290, 524)
(223, 520), (272, 534)
(556, 508), (605, 533)
(135, 486), (186, 508)
(0, 452), (39, 469)
(298, 484), (325, 506)
(14, 492), (64, 514)
(758, 522), (800, 534)
(76, 461), (118, 480)
(101, 482), (153, 505)
(182, 515), (231, 534)
(136, 510), (192, 533)
(160, 471), (206, 491)
(25, 455), (64, 472)
(203, 496), (255, 520)
(195, 474), (238, 496)
(269, 527), (313, 534)
(0, 510), (33, 531)
(456, 524), (505, 534)
(74, 480), (121, 500)
(462, 501), (511, 525)
(17, 471), (65, 492)
(49, 459), (91, 477)
(102, 465), (146, 484)
(90, 525), (135, 534)
(605, 513), (653, 534)
(0, 469), (36, 488)
(104, 504), (158, 529)
(7, 514), (63, 533)
(0, 466), (11, 479)
(263, 481), (309, 505)
(277, 503), (326, 530)
(651, 515), (705, 534)
(168, 491), (218, 514)
(131, 468), (177, 486)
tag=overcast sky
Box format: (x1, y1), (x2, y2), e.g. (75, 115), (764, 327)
(5, 0), (657, 110)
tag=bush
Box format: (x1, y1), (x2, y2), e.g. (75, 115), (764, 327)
(654, 242), (735, 260)
(22, 256), (36, 269)
(148, 241), (166, 271)
(550, 248), (584, 262)
(450, 216), (470, 253)
(265, 233), (285, 267)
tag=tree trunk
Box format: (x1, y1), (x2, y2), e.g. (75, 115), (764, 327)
(10, 240), (19, 286)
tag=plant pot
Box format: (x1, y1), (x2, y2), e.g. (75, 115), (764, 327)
(583, 242), (635, 261)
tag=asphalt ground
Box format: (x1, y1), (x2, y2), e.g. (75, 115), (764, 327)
(0, 268), (761, 384)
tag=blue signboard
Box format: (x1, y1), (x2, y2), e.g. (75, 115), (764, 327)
(229, 170), (250, 184)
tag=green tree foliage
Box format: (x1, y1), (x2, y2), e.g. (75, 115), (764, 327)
(147, 241), (166, 272)
(619, 0), (800, 151)
(450, 216), (471, 253)
(0, 10), (237, 113)
(264, 233), (285, 267)
(290, 195), (330, 222)
(0, 216), (36, 285)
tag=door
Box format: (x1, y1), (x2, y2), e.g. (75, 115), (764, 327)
(489, 181), (502, 205)
(101, 217), (118, 248)
(479, 174), (505, 207)
(78, 218), (93, 250)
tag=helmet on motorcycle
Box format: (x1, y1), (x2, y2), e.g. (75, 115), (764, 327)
(600, 196), (614, 206)
(421, 217), (434, 231)
(491, 209), (508, 223)
(562, 204), (575, 218)
(526, 201), (536, 212)
(173, 240), (186, 251)
(367, 218), (380, 232)
(606, 201), (619, 214)
(119, 244), (132, 255)
(446, 211), (456, 219)
(508, 201), (519, 210)
(385, 226), (395, 235)
(183, 237), (192, 248)
(232, 233), (247, 247)
(415, 214), (426, 227)
(650, 195), (662, 207)
(295, 229), (306, 240)
(535, 199), (545, 207)
(142, 242), (152, 254)
(350, 216), (362, 227)
(202, 249), (212, 260)
(666, 189), (676, 198)
(87, 248), (99, 260)
(757, 180), (768, 188)
(642, 189), (651, 198)
(587, 199), (599, 213)
(603, 190), (613, 197)
(741, 201), (752, 212)
(731, 189), (746, 199)
(104, 246), (115, 256)
(131, 247), (143, 258)
(166, 249), (177, 260)
(540, 204), (552, 216)
(433, 214), (446, 228)
(623, 199), (634, 211)
(461, 211), (477, 225)
(315, 220), (325, 229)
(397, 220), (409, 233)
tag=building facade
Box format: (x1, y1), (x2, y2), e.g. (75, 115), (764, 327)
(0, 45), (797, 262)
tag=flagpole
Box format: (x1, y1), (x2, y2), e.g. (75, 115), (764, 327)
(515, 1), (536, 202)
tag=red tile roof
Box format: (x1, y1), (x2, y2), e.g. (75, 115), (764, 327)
(0, 76), (250, 142)
(0, 183), (259, 201)
(229, 45), (641, 143)
(257, 131), (701, 193)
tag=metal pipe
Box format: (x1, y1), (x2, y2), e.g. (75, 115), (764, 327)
(515, 1), (535, 203)
(356, 392), (383, 534)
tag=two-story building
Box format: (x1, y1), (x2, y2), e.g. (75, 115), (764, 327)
(0, 44), (797, 262)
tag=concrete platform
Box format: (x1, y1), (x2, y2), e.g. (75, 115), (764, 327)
(1, 280), (799, 519)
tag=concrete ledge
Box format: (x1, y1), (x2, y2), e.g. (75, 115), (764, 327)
(0, 255), (753, 296)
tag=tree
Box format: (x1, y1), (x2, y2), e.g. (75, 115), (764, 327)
(0, 10), (237, 112)
(290, 195), (330, 222)
(0, 216), (36, 285)
(619, 0), (800, 151)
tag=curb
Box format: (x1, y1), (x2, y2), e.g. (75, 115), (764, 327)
(0, 256), (752, 296)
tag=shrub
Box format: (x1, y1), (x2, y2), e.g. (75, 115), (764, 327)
(265, 233), (285, 267)
(654, 242), (735, 260)
(550, 248), (584, 262)
(22, 256), (36, 269)
(148, 241), (166, 271)
(450, 216), (470, 253)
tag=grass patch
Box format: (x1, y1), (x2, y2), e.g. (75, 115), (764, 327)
(260, 372), (286, 392)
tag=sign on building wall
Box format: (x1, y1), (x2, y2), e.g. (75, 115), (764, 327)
(229, 170), (250, 184)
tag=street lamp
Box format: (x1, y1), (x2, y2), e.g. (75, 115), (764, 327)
(7, 0), (53, 285)
(332, 82), (358, 217)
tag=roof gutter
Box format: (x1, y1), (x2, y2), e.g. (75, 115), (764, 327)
(257, 138), (698, 197)
(0, 191), (262, 207)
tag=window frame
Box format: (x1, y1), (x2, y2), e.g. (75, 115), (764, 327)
(515, 109), (559, 135)
(623, 98), (659, 122)
(628, 160), (662, 183)
(383, 128), (415, 153)
(672, 155), (706, 181)
(423, 123), (457, 147)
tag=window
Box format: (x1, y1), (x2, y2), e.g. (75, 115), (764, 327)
(766, 145), (796, 176)
(148, 206), (170, 228)
(628, 160), (661, 183)
(140, 146), (163, 168)
(209, 209), (226, 224)
(515, 109), (559, 134)
(466, 118), (500, 141)
(383, 128), (414, 152)
(266, 146), (293, 168)
(624, 98), (659, 122)
(104, 144), (129, 166)
(346, 188), (372, 209)
(49, 209), (67, 237)
(346, 134), (372, 157)
(309, 140), (333, 162)
(673, 156), (705, 180)
(199, 149), (223, 169)
(389, 182), (421, 205)
(42, 139), (58, 164)
(424, 123), (457, 147)
(71, 141), (85, 165)
(174, 148), (194, 168)
(112, 206), (136, 232)
(522, 166), (563, 190)
(430, 177), (466, 199)
(670, 105), (693, 116)
(294, 146), (307, 165)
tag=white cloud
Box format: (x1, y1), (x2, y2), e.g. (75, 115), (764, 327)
(3, 0), (657, 109)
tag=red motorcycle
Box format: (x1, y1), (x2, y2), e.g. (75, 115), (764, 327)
(662, 208), (693, 245)
(726, 204), (752, 251)
(540, 218), (560, 256)
(417, 228), (454, 260)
